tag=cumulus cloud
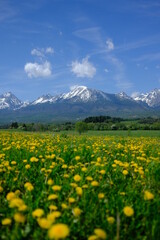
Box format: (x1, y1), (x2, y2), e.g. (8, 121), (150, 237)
(71, 57), (96, 78)
(31, 49), (44, 57)
(106, 38), (114, 51)
(24, 61), (52, 78)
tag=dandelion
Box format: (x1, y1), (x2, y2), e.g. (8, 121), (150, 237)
(74, 174), (81, 182)
(24, 182), (34, 191)
(14, 213), (26, 223)
(73, 207), (81, 217)
(48, 194), (58, 200)
(107, 216), (115, 224)
(144, 191), (154, 200)
(2, 218), (12, 225)
(52, 185), (62, 191)
(91, 181), (99, 187)
(68, 197), (76, 203)
(61, 203), (68, 209)
(6, 192), (16, 201)
(88, 235), (98, 240)
(122, 170), (128, 175)
(94, 228), (107, 239)
(75, 156), (80, 161)
(76, 187), (83, 196)
(37, 218), (52, 229)
(49, 205), (58, 211)
(98, 193), (105, 199)
(0, 186), (3, 192)
(48, 223), (70, 239)
(123, 206), (134, 217)
(47, 179), (54, 185)
(32, 208), (44, 218)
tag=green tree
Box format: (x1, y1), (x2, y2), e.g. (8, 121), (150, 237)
(75, 122), (88, 135)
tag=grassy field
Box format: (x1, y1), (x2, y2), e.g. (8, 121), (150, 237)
(0, 131), (160, 239)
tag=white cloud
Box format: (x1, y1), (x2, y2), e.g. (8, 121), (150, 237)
(31, 47), (54, 57)
(24, 61), (52, 78)
(71, 57), (96, 78)
(106, 38), (114, 51)
(31, 49), (44, 57)
(46, 47), (54, 54)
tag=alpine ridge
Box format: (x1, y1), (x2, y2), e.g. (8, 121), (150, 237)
(0, 86), (160, 123)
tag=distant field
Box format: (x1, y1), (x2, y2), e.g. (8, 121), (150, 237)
(59, 130), (160, 137)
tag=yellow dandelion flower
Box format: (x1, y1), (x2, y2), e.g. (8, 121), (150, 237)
(61, 203), (68, 209)
(47, 179), (54, 185)
(24, 182), (34, 191)
(37, 218), (52, 229)
(72, 207), (81, 217)
(52, 185), (62, 191)
(144, 191), (154, 200)
(25, 164), (31, 169)
(73, 174), (81, 182)
(98, 193), (105, 199)
(86, 176), (93, 181)
(75, 156), (80, 161)
(123, 206), (134, 217)
(76, 187), (83, 196)
(122, 170), (128, 175)
(94, 228), (107, 239)
(49, 205), (58, 211)
(48, 223), (70, 239)
(6, 192), (16, 201)
(14, 213), (26, 223)
(88, 235), (98, 240)
(32, 208), (44, 218)
(2, 218), (12, 225)
(107, 216), (115, 224)
(91, 181), (99, 187)
(68, 197), (76, 203)
(48, 194), (58, 200)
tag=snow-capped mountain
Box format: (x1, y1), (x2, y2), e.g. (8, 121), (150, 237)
(0, 92), (23, 110)
(133, 89), (160, 107)
(116, 92), (133, 100)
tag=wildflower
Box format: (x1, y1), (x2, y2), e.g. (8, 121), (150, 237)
(52, 185), (62, 191)
(14, 213), (26, 223)
(76, 187), (83, 196)
(68, 197), (76, 203)
(82, 167), (87, 172)
(91, 181), (99, 187)
(122, 170), (128, 175)
(48, 223), (70, 239)
(49, 205), (58, 211)
(61, 203), (68, 209)
(6, 192), (16, 201)
(98, 193), (105, 199)
(94, 228), (107, 239)
(37, 218), (51, 229)
(74, 174), (81, 182)
(75, 156), (80, 161)
(107, 216), (115, 224)
(86, 176), (93, 181)
(144, 191), (154, 200)
(88, 235), (98, 240)
(2, 218), (12, 225)
(73, 207), (81, 217)
(47, 179), (54, 185)
(24, 182), (34, 191)
(25, 164), (31, 169)
(123, 206), (134, 217)
(48, 194), (58, 200)
(32, 208), (44, 218)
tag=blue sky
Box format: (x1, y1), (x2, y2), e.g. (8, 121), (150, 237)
(0, 0), (160, 101)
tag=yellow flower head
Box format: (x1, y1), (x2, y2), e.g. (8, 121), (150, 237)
(122, 170), (128, 175)
(24, 182), (34, 191)
(32, 208), (44, 218)
(14, 213), (26, 223)
(76, 187), (83, 196)
(94, 228), (107, 239)
(123, 206), (134, 217)
(37, 218), (51, 229)
(75, 156), (80, 161)
(74, 174), (81, 182)
(107, 216), (115, 224)
(73, 207), (81, 217)
(98, 193), (105, 199)
(6, 192), (16, 201)
(47, 179), (54, 185)
(2, 218), (12, 225)
(144, 191), (154, 200)
(91, 181), (99, 187)
(52, 185), (62, 191)
(48, 194), (58, 200)
(48, 223), (70, 239)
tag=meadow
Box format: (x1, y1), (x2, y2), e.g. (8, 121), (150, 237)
(0, 131), (160, 239)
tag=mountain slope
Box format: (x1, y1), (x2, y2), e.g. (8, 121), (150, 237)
(0, 92), (23, 110)
(133, 89), (160, 107)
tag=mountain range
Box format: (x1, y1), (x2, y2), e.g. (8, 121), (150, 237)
(0, 86), (160, 123)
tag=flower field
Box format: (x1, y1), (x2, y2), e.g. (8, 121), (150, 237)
(0, 131), (160, 239)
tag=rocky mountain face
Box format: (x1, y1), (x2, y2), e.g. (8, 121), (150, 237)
(0, 86), (159, 122)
